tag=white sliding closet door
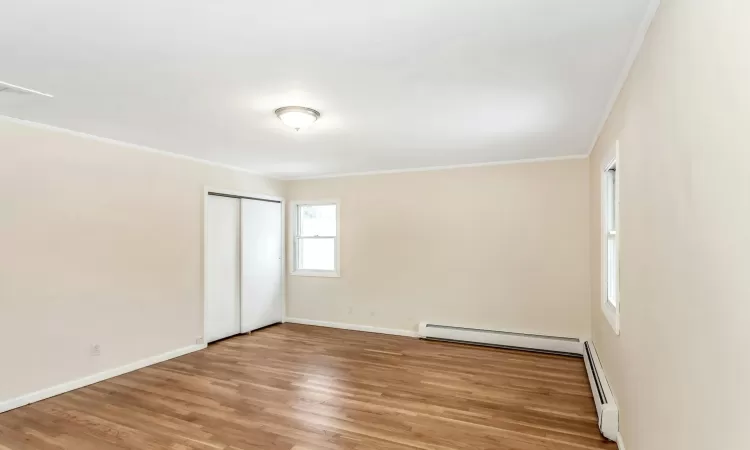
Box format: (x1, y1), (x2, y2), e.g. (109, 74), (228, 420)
(205, 195), (241, 343)
(240, 198), (283, 332)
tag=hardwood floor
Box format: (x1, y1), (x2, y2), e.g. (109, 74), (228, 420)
(0, 324), (616, 450)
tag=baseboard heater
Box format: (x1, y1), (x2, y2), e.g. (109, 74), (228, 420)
(418, 322), (583, 356)
(582, 341), (618, 441)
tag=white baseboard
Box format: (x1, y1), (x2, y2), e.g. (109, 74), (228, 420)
(284, 317), (418, 338)
(0, 343), (206, 414)
(617, 433), (626, 450)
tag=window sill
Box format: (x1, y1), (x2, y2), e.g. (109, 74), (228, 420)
(602, 301), (620, 335)
(291, 270), (340, 278)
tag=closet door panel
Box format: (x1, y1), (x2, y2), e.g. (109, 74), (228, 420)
(205, 195), (241, 342)
(240, 199), (283, 332)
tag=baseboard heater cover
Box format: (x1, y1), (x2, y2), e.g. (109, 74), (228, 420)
(583, 341), (619, 441)
(417, 322), (583, 356)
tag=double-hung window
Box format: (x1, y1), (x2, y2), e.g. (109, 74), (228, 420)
(292, 201), (339, 277)
(602, 149), (620, 333)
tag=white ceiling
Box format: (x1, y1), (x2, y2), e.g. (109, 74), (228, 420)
(0, 0), (653, 179)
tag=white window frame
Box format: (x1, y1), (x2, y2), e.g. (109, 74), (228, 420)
(601, 142), (620, 335)
(291, 200), (340, 277)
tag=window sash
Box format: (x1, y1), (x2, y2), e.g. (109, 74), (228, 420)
(606, 169), (617, 232)
(296, 236), (336, 271)
(606, 235), (617, 307)
(295, 204), (337, 238)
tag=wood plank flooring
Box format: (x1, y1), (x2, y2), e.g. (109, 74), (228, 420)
(0, 324), (616, 450)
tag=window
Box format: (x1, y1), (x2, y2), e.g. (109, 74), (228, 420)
(292, 201), (339, 277)
(605, 164), (618, 306)
(602, 149), (620, 334)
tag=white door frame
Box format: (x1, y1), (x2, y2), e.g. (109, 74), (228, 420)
(202, 186), (286, 342)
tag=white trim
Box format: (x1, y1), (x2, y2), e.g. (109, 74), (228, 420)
(617, 433), (627, 450)
(204, 187), (284, 203)
(587, 0), (661, 156)
(291, 269), (341, 278)
(282, 155), (588, 181)
(600, 143), (620, 335)
(0, 343), (205, 414)
(290, 199), (341, 277)
(0, 115), (269, 177)
(284, 317), (418, 338)
(602, 301), (619, 335)
(202, 187), (286, 339)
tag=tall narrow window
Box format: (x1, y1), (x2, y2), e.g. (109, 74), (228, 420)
(602, 150), (620, 334)
(293, 202), (339, 276)
(605, 164), (618, 307)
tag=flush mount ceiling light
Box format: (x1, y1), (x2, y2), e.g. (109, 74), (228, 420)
(275, 106), (320, 131)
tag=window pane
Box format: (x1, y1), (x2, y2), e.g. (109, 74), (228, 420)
(298, 237), (335, 271)
(612, 169), (618, 227)
(606, 170), (616, 232)
(299, 204), (337, 237)
(607, 236), (617, 306)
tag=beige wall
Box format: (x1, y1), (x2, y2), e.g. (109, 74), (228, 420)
(6, 2), (748, 444)
(0, 118), (283, 403)
(588, 0), (749, 449)
(286, 159), (590, 338)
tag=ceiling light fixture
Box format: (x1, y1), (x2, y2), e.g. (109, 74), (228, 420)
(275, 106), (320, 131)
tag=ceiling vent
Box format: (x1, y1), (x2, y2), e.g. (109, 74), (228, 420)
(0, 80), (53, 98)
(0, 80), (53, 112)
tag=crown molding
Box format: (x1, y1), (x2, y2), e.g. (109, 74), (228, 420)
(0, 115), (270, 178)
(280, 154), (588, 181)
(586, 0), (662, 156)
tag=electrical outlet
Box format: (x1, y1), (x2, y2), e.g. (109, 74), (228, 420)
(196, 336), (204, 345)
(90, 344), (101, 356)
